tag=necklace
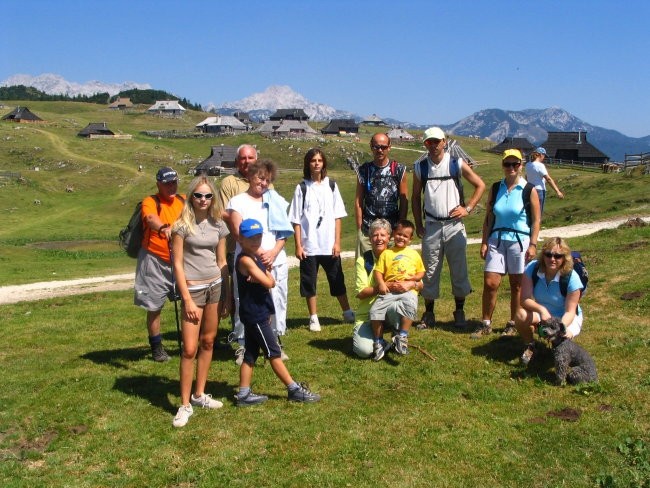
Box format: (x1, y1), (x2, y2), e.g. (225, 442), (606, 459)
(197, 219), (209, 238)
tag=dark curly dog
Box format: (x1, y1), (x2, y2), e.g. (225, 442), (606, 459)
(538, 318), (598, 385)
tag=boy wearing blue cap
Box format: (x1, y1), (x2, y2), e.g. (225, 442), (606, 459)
(235, 218), (320, 406)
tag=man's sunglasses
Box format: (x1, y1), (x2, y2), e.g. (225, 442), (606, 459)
(371, 144), (389, 151)
(193, 192), (213, 200)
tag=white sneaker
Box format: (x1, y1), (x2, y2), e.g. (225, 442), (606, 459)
(191, 393), (223, 409)
(172, 405), (193, 428)
(342, 310), (356, 323)
(234, 346), (245, 366)
(309, 316), (321, 332)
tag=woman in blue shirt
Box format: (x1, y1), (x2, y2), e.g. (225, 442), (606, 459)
(515, 237), (584, 365)
(474, 149), (540, 339)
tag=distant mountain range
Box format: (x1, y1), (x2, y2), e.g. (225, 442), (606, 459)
(3, 74), (648, 161)
(1, 73), (151, 97)
(441, 108), (650, 161)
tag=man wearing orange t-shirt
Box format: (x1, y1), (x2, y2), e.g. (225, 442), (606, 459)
(134, 167), (185, 362)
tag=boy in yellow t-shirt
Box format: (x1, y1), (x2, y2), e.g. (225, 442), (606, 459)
(370, 220), (424, 359)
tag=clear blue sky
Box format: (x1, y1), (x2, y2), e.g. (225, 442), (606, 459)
(3, 0), (649, 137)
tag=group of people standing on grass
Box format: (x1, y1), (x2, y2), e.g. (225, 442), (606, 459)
(132, 127), (579, 428)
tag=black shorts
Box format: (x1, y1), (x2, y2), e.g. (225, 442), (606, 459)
(299, 255), (347, 298)
(243, 317), (282, 364)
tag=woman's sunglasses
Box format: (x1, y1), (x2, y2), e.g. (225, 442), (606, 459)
(193, 192), (213, 200)
(543, 251), (565, 259)
(502, 162), (521, 169)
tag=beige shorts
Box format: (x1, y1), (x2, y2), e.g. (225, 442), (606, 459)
(187, 278), (223, 307)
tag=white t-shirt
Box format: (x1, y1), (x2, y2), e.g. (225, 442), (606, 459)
(227, 192), (287, 266)
(414, 152), (466, 219)
(288, 177), (347, 255)
(525, 161), (548, 191)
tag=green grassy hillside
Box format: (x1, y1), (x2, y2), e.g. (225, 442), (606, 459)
(0, 101), (648, 284)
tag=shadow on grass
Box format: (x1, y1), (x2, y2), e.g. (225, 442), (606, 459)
(82, 347), (152, 369)
(114, 375), (177, 413)
(307, 336), (355, 357)
(113, 375), (233, 413)
(470, 337), (558, 383)
(470, 334), (525, 363)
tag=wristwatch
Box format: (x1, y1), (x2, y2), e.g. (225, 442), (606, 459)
(465, 205), (473, 214)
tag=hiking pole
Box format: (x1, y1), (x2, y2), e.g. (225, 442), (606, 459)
(168, 241), (183, 356)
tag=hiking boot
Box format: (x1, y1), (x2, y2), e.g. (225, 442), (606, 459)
(236, 390), (268, 407)
(172, 405), (193, 428)
(234, 346), (245, 366)
(309, 316), (321, 332)
(372, 339), (391, 362)
(392, 334), (409, 355)
(288, 383), (321, 403)
(152, 343), (170, 362)
(501, 321), (517, 337)
(416, 311), (435, 330)
(190, 393), (223, 410)
(470, 323), (492, 340)
(453, 309), (467, 328)
(520, 343), (536, 366)
(342, 310), (356, 323)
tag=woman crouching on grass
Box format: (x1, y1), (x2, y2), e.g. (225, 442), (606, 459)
(515, 237), (584, 366)
(171, 175), (230, 428)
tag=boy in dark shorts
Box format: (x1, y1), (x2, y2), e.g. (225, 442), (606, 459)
(235, 218), (321, 406)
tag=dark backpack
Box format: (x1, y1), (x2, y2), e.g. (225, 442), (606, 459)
(360, 160), (403, 229)
(363, 249), (375, 275)
(531, 251), (589, 298)
(418, 156), (464, 206)
(299, 178), (336, 211)
(119, 194), (184, 258)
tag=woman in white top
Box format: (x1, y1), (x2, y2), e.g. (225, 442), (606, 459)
(525, 147), (564, 215)
(171, 175), (230, 428)
(288, 148), (354, 332)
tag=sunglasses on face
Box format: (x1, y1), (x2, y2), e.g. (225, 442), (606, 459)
(502, 162), (521, 168)
(543, 251), (565, 259)
(427, 139), (442, 145)
(371, 144), (389, 151)
(193, 192), (213, 200)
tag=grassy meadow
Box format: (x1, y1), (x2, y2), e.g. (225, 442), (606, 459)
(0, 101), (649, 487)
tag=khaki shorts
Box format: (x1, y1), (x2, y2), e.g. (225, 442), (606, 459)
(187, 278), (223, 307)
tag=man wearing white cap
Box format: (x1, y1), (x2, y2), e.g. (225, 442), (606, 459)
(412, 127), (485, 328)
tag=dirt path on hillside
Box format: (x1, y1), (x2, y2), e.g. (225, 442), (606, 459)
(1, 216), (647, 305)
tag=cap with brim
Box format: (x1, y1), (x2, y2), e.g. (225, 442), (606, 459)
(240, 218), (264, 238)
(423, 127), (445, 142)
(535, 147), (547, 155)
(502, 149), (523, 161)
(156, 167), (178, 182)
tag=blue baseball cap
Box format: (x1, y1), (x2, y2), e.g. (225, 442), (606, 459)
(239, 218), (264, 238)
(535, 147), (547, 155)
(156, 167), (178, 182)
